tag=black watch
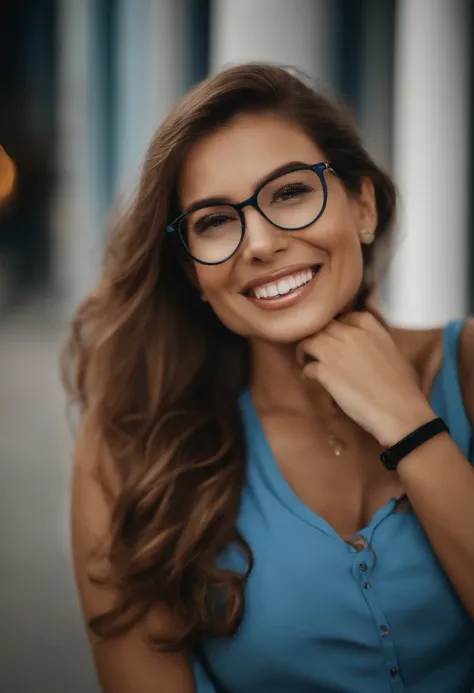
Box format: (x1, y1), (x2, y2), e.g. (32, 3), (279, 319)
(380, 418), (449, 471)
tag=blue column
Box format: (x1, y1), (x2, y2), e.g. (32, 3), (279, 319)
(55, 0), (112, 308)
(114, 0), (153, 193)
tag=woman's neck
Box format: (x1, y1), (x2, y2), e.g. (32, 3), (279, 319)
(246, 295), (391, 420)
(248, 338), (333, 417)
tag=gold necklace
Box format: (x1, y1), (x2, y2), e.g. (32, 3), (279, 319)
(325, 397), (348, 457)
(327, 433), (346, 457)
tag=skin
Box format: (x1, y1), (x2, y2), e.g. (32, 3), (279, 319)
(180, 112), (373, 345)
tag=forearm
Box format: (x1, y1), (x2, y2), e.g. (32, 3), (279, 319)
(396, 429), (474, 620)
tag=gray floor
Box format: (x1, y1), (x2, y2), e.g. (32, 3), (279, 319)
(0, 299), (100, 693)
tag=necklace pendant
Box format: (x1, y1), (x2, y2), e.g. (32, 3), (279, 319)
(328, 434), (346, 457)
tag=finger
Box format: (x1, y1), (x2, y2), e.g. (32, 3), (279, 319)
(296, 340), (318, 367)
(302, 359), (331, 387)
(323, 320), (349, 340)
(297, 332), (335, 365)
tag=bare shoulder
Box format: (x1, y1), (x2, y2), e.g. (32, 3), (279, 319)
(391, 317), (474, 426)
(390, 324), (444, 399)
(71, 416), (195, 693)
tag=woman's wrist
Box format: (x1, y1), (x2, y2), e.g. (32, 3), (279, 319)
(376, 404), (438, 449)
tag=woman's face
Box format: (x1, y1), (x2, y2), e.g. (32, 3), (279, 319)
(178, 112), (377, 345)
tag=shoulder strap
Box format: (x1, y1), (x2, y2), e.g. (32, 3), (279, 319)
(439, 319), (472, 458)
(193, 654), (218, 692)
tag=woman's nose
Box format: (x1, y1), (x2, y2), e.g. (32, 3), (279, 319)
(240, 207), (289, 263)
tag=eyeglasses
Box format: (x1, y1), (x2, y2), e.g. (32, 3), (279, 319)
(167, 162), (336, 265)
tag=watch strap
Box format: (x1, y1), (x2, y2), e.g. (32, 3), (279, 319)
(380, 417), (449, 471)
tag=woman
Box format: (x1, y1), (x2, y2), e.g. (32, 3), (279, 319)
(67, 64), (474, 693)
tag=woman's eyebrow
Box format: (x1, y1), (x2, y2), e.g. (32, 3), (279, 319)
(184, 160), (310, 213)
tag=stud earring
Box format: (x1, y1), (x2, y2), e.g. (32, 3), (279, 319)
(361, 229), (375, 245)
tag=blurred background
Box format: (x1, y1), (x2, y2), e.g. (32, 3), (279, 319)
(0, 1), (473, 691)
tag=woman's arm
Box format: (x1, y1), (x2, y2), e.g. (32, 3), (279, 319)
(395, 429), (474, 618)
(298, 312), (474, 621)
(71, 420), (213, 693)
(392, 318), (474, 621)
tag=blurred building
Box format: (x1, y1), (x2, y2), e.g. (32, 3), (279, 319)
(0, 3), (473, 692)
(1, 0), (472, 326)
(0, 0), (56, 309)
(54, 0), (474, 328)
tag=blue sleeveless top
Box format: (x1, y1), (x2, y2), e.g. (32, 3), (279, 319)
(193, 319), (474, 693)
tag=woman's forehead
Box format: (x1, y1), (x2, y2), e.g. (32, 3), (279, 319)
(178, 113), (323, 208)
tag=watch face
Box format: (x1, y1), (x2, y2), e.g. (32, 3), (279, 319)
(380, 450), (396, 470)
(381, 447), (401, 470)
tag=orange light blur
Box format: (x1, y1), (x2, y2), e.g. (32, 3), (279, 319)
(0, 145), (17, 202)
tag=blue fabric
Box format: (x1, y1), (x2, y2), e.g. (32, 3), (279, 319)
(194, 319), (474, 692)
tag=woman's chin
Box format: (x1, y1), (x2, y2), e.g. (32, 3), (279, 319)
(251, 314), (337, 346)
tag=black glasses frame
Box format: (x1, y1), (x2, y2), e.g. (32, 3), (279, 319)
(166, 161), (336, 266)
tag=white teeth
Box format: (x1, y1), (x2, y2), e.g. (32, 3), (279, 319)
(251, 267), (318, 299)
(267, 284), (279, 297)
(277, 279), (291, 295)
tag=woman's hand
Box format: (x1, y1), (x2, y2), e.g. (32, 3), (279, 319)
(296, 311), (436, 448)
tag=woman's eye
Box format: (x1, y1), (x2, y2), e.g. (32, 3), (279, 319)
(195, 214), (230, 234)
(273, 184), (312, 202)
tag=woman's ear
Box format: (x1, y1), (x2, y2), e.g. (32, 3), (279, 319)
(355, 177), (378, 242)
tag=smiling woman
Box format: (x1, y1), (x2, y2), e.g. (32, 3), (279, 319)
(64, 63), (474, 693)
(174, 110), (385, 344)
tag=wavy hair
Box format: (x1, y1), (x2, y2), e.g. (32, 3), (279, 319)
(63, 63), (397, 651)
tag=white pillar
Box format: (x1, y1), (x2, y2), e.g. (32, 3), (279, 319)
(54, 0), (101, 313)
(54, 0), (188, 313)
(210, 0), (333, 88)
(387, 0), (470, 327)
(115, 0), (188, 196)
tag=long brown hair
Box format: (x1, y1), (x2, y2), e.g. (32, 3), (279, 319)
(63, 63), (396, 651)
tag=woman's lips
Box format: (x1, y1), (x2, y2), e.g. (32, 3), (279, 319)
(243, 265), (322, 311)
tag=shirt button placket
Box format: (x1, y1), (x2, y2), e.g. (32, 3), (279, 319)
(349, 536), (404, 690)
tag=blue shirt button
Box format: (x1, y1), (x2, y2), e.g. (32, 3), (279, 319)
(359, 562), (368, 572)
(390, 667), (398, 678)
(363, 582), (371, 590)
(380, 624), (389, 636)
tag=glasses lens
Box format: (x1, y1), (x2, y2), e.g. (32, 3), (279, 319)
(179, 204), (243, 264)
(258, 168), (325, 230)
